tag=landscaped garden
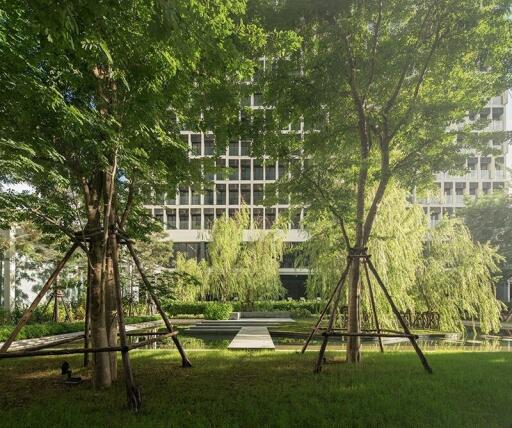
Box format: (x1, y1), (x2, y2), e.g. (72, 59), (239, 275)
(2, 0), (512, 426)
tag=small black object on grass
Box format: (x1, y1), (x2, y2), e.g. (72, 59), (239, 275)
(61, 361), (82, 385)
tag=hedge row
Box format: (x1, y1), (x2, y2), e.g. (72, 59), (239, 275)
(0, 315), (160, 342)
(164, 300), (322, 316)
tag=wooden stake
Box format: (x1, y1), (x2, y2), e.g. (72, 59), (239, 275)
(363, 261), (384, 353)
(84, 261), (92, 367)
(367, 258), (432, 374)
(301, 260), (352, 354)
(315, 257), (352, 373)
(110, 231), (142, 412)
(0, 243), (79, 354)
(125, 239), (191, 368)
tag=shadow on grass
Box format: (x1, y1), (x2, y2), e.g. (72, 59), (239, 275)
(0, 350), (511, 427)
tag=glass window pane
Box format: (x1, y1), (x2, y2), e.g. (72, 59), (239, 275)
(241, 184), (251, 205)
(241, 160), (251, 180)
(166, 209), (176, 229)
(229, 159), (239, 180)
(229, 184), (239, 205)
(191, 209), (201, 229)
(216, 184), (226, 205)
(229, 141), (239, 156)
(179, 209), (189, 230)
(254, 161), (263, 180)
(179, 187), (189, 205)
(265, 162), (276, 180)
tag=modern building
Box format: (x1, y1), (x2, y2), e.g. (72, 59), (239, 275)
(415, 93), (510, 301)
(416, 94), (509, 225)
(144, 92), (310, 298)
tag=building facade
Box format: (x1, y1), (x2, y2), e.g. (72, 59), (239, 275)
(415, 93), (510, 301)
(144, 100), (309, 297)
(146, 92), (510, 300)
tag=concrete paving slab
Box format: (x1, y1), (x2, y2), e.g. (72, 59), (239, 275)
(228, 326), (275, 350)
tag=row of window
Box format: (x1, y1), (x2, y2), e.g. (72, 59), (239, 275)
(152, 207), (304, 231)
(153, 183), (290, 206)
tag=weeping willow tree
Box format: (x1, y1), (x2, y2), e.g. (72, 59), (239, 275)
(206, 206), (284, 304)
(173, 253), (209, 302)
(298, 185), (503, 333)
(236, 229), (285, 309)
(207, 209), (246, 301)
(417, 219), (503, 333)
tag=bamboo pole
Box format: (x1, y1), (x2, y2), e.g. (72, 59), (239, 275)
(0, 345), (127, 359)
(124, 239), (191, 368)
(363, 260), (384, 353)
(314, 256), (353, 372)
(110, 231), (141, 412)
(5, 334), (85, 354)
(0, 243), (79, 354)
(83, 260), (92, 367)
(367, 258), (433, 374)
(127, 332), (177, 350)
(301, 260), (352, 354)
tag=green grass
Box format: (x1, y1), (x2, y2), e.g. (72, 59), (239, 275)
(1, 349), (511, 427)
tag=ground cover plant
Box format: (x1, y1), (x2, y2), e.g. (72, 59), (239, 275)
(0, 350), (511, 427)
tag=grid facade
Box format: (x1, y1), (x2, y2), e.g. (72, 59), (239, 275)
(415, 94), (509, 226)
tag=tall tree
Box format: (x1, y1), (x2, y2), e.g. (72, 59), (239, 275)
(0, 0), (265, 387)
(252, 0), (512, 362)
(298, 185), (503, 334)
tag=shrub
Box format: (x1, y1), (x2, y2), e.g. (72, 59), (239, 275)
(290, 308), (313, 318)
(203, 302), (233, 320)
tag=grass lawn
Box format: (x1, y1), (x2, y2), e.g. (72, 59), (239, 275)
(0, 349), (511, 427)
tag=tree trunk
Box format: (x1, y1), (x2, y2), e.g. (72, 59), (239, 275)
(346, 260), (361, 363)
(105, 254), (118, 382)
(89, 234), (112, 388)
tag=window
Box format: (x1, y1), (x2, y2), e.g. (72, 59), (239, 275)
(179, 187), (189, 205)
(253, 208), (264, 229)
(278, 162), (287, 179)
(253, 184), (263, 205)
(229, 140), (239, 156)
(191, 134), (201, 155)
(265, 208), (275, 229)
(166, 209), (176, 229)
(204, 188), (214, 205)
(154, 209), (164, 225)
(216, 158), (226, 180)
(216, 184), (226, 205)
(241, 141), (251, 156)
(241, 184), (251, 204)
(191, 209), (201, 229)
(191, 190), (201, 205)
(204, 208), (214, 229)
(204, 136), (215, 155)
(265, 162), (276, 180)
(229, 160), (239, 180)
(179, 209), (189, 230)
(253, 161), (263, 180)
(216, 208), (226, 219)
(241, 160), (251, 180)
(229, 184), (239, 205)
(253, 93), (263, 107)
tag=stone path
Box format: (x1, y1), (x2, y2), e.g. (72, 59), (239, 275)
(0, 320), (164, 352)
(228, 326), (275, 350)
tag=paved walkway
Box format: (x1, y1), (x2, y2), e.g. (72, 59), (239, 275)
(0, 320), (164, 352)
(228, 326), (275, 350)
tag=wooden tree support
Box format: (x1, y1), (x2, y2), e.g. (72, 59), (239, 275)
(0, 227), (191, 412)
(302, 248), (432, 374)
